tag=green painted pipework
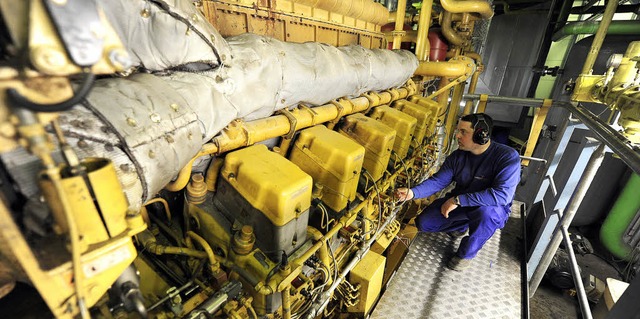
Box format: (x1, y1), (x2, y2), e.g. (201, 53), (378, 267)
(553, 21), (640, 42)
(600, 173), (640, 260)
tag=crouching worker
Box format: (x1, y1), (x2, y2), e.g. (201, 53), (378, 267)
(395, 113), (520, 271)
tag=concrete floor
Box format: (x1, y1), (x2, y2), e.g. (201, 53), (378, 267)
(530, 285), (580, 319)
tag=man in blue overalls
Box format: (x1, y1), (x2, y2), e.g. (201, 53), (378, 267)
(395, 113), (520, 270)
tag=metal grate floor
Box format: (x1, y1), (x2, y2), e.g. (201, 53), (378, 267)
(371, 211), (522, 319)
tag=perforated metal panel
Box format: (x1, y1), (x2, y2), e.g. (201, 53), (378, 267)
(371, 217), (521, 319)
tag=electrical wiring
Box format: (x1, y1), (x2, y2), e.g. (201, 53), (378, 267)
(363, 170), (383, 236)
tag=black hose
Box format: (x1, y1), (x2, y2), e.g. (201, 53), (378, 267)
(7, 72), (95, 112)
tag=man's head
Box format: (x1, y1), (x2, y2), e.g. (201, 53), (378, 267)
(456, 113), (493, 153)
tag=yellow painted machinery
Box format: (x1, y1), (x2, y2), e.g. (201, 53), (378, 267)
(0, 1), (436, 318)
(15, 0), (640, 318)
(369, 105), (418, 160)
(339, 113), (396, 182)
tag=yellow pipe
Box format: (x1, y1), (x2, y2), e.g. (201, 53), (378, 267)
(436, 77), (451, 122)
(138, 230), (208, 259)
(214, 89), (406, 154)
(440, 0), (494, 19)
(446, 47), (462, 59)
(306, 227), (332, 285)
(463, 70), (480, 114)
(165, 143), (218, 192)
(166, 85), (414, 192)
(187, 231), (220, 272)
(465, 52), (482, 64)
(295, 217), (347, 266)
(144, 207), (184, 245)
(443, 83), (465, 151)
(463, 52), (483, 114)
(415, 57), (474, 77)
(144, 197), (172, 220)
(392, 0), (408, 49)
(204, 157), (224, 192)
(294, 199), (368, 266)
(442, 11), (467, 46)
(460, 12), (474, 32)
(282, 287), (291, 319)
(279, 137), (293, 156)
(387, 11), (417, 24)
(581, 0), (618, 75)
(450, 82), (465, 120)
(426, 74), (468, 100)
(415, 0), (434, 61)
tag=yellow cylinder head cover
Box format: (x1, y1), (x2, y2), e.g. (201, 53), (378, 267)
(339, 113), (396, 182)
(408, 96), (440, 135)
(215, 144), (312, 260)
(368, 105), (417, 159)
(392, 99), (433, 146)
(289, 125), (365, 212)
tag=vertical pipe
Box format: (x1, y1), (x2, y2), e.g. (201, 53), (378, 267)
(436, 79), (452, 154)
(561, 226), (593, 319)
(282, 287), (291, 319)
(307, 227), (332, 284)
(463, 70), (480, 114)
(441, 12), (466, 47)
(205, 157), (224, 192)
(393, 0), (408, 49)
(581, 0), (618, 75)
(415, 0), (434, 61)
(529, 143), (606, 295)
(443, 83), (464, 151)
(436, 78), (451, 123)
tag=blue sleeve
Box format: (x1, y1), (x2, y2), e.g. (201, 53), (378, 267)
(410, 153), (456, 199)
(458, 149), (520, 207)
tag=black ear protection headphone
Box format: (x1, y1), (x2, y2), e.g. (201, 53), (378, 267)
(472, 114), (490, 145)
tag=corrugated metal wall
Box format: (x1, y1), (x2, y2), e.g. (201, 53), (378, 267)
(475, 13), (547, 125)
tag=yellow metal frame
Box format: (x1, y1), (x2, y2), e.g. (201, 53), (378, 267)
(0, 197), (144, 318)
(571, 75), (603, 103)
(521, 99), (552, 166)
(203, 0), (386, 49)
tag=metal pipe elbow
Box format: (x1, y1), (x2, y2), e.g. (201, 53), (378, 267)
(441, 12), (467, 46)
(414, 56), (475, 77)
(187, 231), (220, 271)
(440, 0), (494, 19)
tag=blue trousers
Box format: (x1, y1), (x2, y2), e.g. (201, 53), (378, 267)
(415, 198), (510, 259)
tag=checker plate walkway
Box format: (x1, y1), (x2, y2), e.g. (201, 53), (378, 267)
(371, 212), (522, 319)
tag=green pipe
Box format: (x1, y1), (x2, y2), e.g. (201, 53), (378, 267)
(600, 173), (640, 260)
(553, 21), (640, 42)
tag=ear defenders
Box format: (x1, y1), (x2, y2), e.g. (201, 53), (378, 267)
(472, 114), (490, 145)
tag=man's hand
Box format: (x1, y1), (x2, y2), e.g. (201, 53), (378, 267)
(440, 197), (459, 218)
(395, 188), (414, 202)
